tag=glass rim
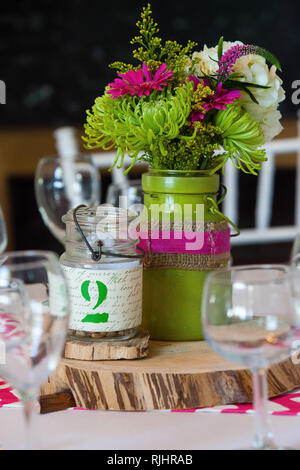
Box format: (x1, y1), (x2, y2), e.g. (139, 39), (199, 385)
(62, 205), (138, 225)
(36, 154), (91, 162)
(207, 264), (291, 286)
(35, 154), (98, 174)
(147, 168), (214, 175)
(0, 250), (60, 272)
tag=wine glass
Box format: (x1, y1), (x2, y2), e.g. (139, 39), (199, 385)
(35, 155), (100, 245)
(0, 276), (30, 451)
(289, 233), (300, 330)
(202, 265), (297, 450)
(0, 205), (7, 253)
(291, 233), (300, 265)
(106, 179), (143, 209)
(0, 251), (69, 449)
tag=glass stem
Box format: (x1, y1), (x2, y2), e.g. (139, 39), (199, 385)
(22, 393), (38, 450)
(251, 368), (275, 450)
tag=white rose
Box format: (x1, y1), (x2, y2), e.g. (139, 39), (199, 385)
(234, 56), (285, 140)
(243, 102), (283, 143)
(191, 41), (285, 142)
(235, 56), (285, 106)
(191, 41), (243, 76)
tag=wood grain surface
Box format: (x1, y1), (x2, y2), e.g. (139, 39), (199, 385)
(64, 330), (150, 361)
(40, 340), (300, 412)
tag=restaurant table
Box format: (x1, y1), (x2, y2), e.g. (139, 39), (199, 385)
(1, 381), (300, 450)
(1, 407), (300, 450)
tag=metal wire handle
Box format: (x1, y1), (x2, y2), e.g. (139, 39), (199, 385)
(205, 196), (240, 237)
(73, 205), (145, 262)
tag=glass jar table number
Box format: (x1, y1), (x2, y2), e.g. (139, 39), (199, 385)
(60, 205), (144, 341)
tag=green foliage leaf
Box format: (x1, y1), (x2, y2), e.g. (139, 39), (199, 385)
(222, 80), (259, 104)
(255, 46), (282, 72)
(225, 79), (270, 90)
(217, 36), (224, 61)
(241, 87), (259, 104)
(208, 56), (219, 64)
(226, 72), (245, 80)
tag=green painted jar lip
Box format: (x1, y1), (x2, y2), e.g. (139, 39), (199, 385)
(142, 169), (220, 194)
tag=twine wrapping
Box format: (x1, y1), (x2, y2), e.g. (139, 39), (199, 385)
(138, 220), (230, 271)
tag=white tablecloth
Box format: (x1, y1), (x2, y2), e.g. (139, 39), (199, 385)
(1, 407), (300, 450)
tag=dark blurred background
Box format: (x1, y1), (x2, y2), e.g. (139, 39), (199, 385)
(1, 0), (298, 126)
(1, 0), (300, 262)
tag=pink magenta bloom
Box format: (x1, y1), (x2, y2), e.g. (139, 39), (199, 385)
(203, 82), (241, 112)
(188, 75), (201, 90)
(190, 80), (241, 123)
(190, 110), (205, 122)
(107, 63), (173, 98)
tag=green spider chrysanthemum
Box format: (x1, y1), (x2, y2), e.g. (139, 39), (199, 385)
(83, 82), (194, 173)
(213, 103), (267, 174)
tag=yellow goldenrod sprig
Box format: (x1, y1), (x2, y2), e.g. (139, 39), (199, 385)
(191, 83), (214, 118)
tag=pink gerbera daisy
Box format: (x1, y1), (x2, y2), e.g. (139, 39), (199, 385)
(107, 63), (173, 98)
(203, 81), (241, 112)
(190, 78), (241, 123)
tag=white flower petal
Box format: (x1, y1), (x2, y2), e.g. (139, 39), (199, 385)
(192, 40), (285, 143)
(250, 63), (269, 86)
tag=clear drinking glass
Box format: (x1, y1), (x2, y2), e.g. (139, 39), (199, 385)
(291, 233), (300, 265)
(0, 251), (69, 449)
(202, 265), (298, 450)
(0, 205), (7, 253)
(35, 155), (100, 245)
(106, 179), (143, 208)
(290, 234), (300, 327)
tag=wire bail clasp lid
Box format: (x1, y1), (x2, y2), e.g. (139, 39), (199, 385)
(73, 204), (145, 262)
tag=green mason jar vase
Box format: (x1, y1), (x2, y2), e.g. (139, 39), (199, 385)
(140, 169), (231, 341)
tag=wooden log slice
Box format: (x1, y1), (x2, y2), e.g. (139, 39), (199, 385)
(64, 330), (150, 361)
(40, 340), (300, 412)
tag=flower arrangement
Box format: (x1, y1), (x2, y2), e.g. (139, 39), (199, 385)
(83, 4), (285, 175)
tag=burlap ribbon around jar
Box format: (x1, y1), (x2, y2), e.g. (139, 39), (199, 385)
(138, 220), (231, 271)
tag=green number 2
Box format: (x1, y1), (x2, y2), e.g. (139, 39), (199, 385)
(80, 280), (109, 324)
